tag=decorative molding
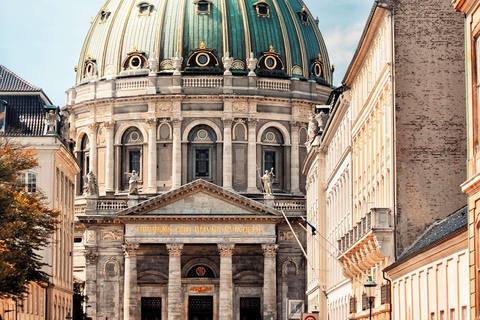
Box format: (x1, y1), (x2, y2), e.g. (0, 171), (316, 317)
(146, 118), (158, 126)
(122, 242), (140, 258)
(262, 244), (279, 257)
(84, 250), (99, 264)
(282, 257), (299, 277)
(104, 121), (115, 130)
(101, 230), (123, 241)
(222, 118), (234, 126)
(103, 257), (120, 278)
(166, 243), (184, 256)
(218, 244), (235, 257)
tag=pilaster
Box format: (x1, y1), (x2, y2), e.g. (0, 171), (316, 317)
(171, 119), (183, 189)
(122, 243), (140, 320)
(104, 121), (115, 194)
(167, 244), (184, 320)
(88, 123), (99, 176)
(218, 244), (235, 320)
(247, 118), (258, 193)
(84, 249), (98, 319)
(223, 118), (234, 190)
(290, 122), (302, 195)
(262, 244), (279, 320)
(146, 118), (158, 193)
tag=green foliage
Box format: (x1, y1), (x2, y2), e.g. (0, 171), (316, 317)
(0, 138), (59, 297)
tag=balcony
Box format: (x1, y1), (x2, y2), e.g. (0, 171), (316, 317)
(337, 207), (394, 278)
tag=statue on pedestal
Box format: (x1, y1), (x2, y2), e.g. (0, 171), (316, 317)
(83, 171), (98, 196)
(45, 110), (60, 134)
(261, 168), (275, 196)
(125, 170), (139, 195)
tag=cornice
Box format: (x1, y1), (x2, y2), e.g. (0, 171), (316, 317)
(461, 171), (480, 196)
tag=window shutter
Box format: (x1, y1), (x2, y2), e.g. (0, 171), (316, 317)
(381, 284), (391, 304)
(362, 293), (368, 310)
(349, 296), (357, 314)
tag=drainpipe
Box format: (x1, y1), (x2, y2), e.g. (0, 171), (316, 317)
(383, 271), (393, 320)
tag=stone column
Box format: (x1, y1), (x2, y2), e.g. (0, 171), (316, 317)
(104, 121), (115, 194)
(123, 243), (140, 320)
(262, 244), (279, 320)
(171, 119), (183, 189)
(84, 250), (98, 319)
(88, 123), (98, 175)
(290, 122), (301, 195)
(247, 118), (258, 192)
(223, 118), (234, 190)
(218, 244), (235, 320)
(146, 118), (158, 193)
(167, 244), (184, 320)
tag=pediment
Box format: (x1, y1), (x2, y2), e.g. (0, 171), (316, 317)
(118, 179), (280, 217)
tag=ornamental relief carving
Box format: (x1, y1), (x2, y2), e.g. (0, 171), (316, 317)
(279, 230), (295, 241)
(262, 244), (279, 257)
(84, 250), (98, 264)
(232, 101), (249, 113)
(217, 244), (235, 257)
(122, 243), (140, 257)
(103, 257), (120, 278)
(96, 106), (106, 117)
(281, 257), (299, 277)
(101, 230), (123, 241)
(299, 107), (312, 118)
(156, 102), (173, 112)
(86, 230), (96, 243)
(166, 243), (184, 256)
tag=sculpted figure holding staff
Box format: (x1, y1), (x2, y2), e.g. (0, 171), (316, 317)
(260, 167), (275, 196)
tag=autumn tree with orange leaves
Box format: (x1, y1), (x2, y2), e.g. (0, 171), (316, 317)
(0, 138), (59, 297)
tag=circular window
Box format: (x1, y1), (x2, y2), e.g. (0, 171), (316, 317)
(265, 131), (276, 142)
(129, 56), (142, 69)
(195, 129), (210, 141)
(314, 63), (322, 77)
(86, 63), (94, 76)
(130, 131), (140, 142)
(187, 265), (215, 278)
(265, 56), (277, 70)
(196, 53), (210, 67)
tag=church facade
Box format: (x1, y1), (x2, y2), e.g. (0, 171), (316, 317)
(69, 0), (333, 319)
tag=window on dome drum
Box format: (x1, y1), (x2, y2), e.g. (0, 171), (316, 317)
(138, 2), (153, 16)
(261, 128), (284, 190)
(121, 128), (144, 190)
(78, 135), (90, 195)
(187, 126), (217, 183)
(194, 0), (212, 15)
(253, 1), (270, 18)
(99, 10), (111, 23)
(19, 173), (37, 193)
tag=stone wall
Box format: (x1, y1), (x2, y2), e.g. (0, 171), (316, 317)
(391, 0), (467, 255)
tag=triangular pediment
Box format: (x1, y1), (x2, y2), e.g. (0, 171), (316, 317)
(118, 180), (280, 217)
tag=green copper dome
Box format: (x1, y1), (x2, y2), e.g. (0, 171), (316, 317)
(76, 0), (332, 85)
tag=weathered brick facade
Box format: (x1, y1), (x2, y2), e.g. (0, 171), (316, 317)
(391, 0), (467, 255)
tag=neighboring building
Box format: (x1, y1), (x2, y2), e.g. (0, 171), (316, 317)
(451, 1), (480, 318)
(303, 0), (467, 319)
(0, 65), (79, 320)
(384, 207), (469, 320)
(68, 1), (333, 320)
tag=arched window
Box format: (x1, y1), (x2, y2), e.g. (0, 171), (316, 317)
(78, 135), (90, 195)
(187, 265), (215, 278)
(261, 128), (284, 191)
(187, 125), (217, 183)
(121, 127), (144, 190)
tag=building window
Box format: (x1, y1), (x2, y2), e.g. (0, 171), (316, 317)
(121, 127), (144, 189)
(19, 172), (37, 193)
(188, 126), (217, 183)
(194, 0), (212, 15)
(141, 297), (161, 320)
(240, 298), (261, 320)
(264, 150), (276, 174)
(99, 10), (111, 22)
(187, 265), (215, 278)
(138, 2), (153, 16)
(261, 128), (284, 190)
(253, 0), (270, 18)
(195, 149), (210, 177)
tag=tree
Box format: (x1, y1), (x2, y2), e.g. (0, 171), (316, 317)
(0, 138), (59, 297)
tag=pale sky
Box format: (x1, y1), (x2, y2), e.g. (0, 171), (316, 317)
(0, 1), (372, 106)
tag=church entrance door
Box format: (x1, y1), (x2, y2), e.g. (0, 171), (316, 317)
(188, 296), (213, 320)
(141, 297), (162, 320)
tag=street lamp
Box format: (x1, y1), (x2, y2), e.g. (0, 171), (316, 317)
(364, 272), (377, 320)
(66, 311), (73, 320)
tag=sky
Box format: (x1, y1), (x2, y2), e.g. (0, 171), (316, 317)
(0, 1), (372, 106)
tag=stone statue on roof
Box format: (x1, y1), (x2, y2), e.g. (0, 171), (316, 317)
(45, 110), (60, 134)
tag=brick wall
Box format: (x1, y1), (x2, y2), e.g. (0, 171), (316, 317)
(392, 0), (467, 255)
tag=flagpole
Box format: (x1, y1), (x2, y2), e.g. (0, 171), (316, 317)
(280, 210), (328, 297)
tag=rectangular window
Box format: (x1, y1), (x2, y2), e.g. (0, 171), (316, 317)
(19, 173), (37, 193)
(264, 150), (276, 174)
(450, 309), (455, 320)
(240, 297), (261, 320)
(130, 151), (141, 174)
(462, 306), (467, 320)
(195, 149), (210, 177)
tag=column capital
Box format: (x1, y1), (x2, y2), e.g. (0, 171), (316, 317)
(146, 118), (158, 126)
(171, 118), (183, 127)
(84, 250), (99, 264)
(166, 243), (184, 256)
(247, 118), (258, 126)
(104, 121), (115, 131)
(222, 118), (234, 126)
(218, 243), (235, 257)
(262, 244), (279, 257)
(290, 121), (301, 130)
(122, 242), (140, 258)
(88, 123), (99, 134)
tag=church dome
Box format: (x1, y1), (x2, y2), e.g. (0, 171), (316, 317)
(76, 0), (332, 85)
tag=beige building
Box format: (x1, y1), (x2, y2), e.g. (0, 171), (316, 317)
(452, 0), (480, 318)
(304, 0), (467, 319)
(69, 0), (333, 319)
(0, 66), (79, 320)
(384, 207), (469, 320)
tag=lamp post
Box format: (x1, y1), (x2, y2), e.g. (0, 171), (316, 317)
(364, 273), (377, 320)
(65, 311), (73, 320)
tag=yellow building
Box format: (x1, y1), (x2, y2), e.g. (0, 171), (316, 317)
(0, 65), (79, 320)
(452, 0), (480, 318)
